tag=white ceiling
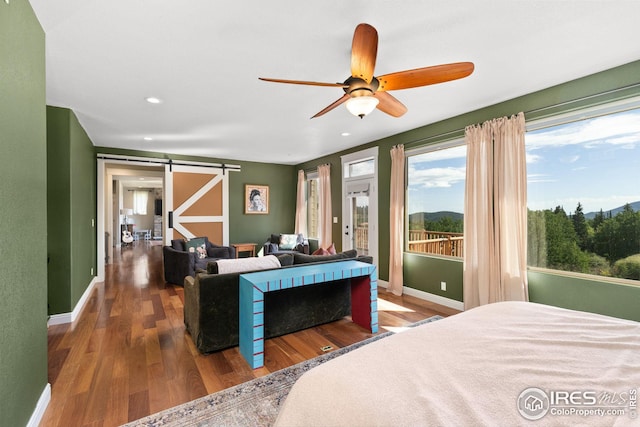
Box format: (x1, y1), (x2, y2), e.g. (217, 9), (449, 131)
(29, 0), (640, 166)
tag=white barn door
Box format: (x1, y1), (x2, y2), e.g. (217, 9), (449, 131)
(164, 164), (229, 245)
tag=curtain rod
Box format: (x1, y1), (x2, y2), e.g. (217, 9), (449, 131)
(403, 81), (640, 149)
(302, 163), (330, 174)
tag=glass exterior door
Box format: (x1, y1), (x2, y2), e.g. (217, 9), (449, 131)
(348, 194), (370, 255)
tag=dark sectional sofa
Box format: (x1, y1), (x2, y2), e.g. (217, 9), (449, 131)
(163, 237), (236, 285)
(184, 249), (373, 354)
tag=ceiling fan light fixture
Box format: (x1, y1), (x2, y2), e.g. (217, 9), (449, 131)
(345, 95), (379, 118)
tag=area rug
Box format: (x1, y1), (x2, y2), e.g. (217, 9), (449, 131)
(123, 315), (442, 427)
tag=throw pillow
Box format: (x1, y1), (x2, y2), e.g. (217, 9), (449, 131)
(207, 247), (229, 259)
(312, 247), (329, 255)
(279, 234), (298, 250)
(186, 237), (207, 259)
(341, 249), (358, 259)
(326, 243), (337, 255)
(270, 234), (282, 244)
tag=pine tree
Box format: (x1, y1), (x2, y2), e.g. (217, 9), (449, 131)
(572, 202), (589, 250)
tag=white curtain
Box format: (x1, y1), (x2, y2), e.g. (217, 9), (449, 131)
(133, 190), (148, 215)
(318, 164), (332, 248)
(463, 112), (529, 310)
(294, 170), (307, 236)
(388, 144), (405, 295)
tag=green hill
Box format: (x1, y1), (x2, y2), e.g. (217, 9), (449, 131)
(409, 211), (464, 223)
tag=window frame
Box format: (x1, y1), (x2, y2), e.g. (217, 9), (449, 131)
(525, 95), (640, 287)
(405, 138), (466, 259)
(306, 171), (319, 239)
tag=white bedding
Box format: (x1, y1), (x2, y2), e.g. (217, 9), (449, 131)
(274, 301), (640, 426)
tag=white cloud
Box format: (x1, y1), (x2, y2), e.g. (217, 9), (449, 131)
(526, 153), (542, 163)
(408, 166), (466, 189)
(527, 110), (640, 150)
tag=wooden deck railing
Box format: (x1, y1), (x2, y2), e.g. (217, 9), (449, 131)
(350, 228), (464, 258)
(354, 226), (369, 255)
(408, 230), (464, 258)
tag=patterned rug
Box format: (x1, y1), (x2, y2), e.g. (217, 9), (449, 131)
(123, 315), (442, 427)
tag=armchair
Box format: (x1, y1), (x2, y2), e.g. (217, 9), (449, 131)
(263, 233), (309, 256)
(163, 236), (236, 285)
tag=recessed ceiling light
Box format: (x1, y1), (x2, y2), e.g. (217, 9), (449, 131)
(341, 132), (351, 137)
(145, 97), (161, 104)
(143, 136), (153, 141)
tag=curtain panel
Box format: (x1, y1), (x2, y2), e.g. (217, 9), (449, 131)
(388, 144), (405, 295)
(133, 190), (148, 215)
(463, 112), (528, 309)
(318, 164), (332, 248)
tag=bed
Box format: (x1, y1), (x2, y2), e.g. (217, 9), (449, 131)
(274, 301), (640, 426)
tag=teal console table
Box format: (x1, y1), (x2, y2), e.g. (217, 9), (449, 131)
(239, 260), (378, 369)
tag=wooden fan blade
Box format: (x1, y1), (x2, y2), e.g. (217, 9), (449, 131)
(374, 92), (407, 117)
(259, 77), (347, 88)
(351, 23), (378, 84)
(377, 62), (474, 91)
(311, 94), (350, 119)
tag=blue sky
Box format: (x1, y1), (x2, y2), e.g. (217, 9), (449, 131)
(407, 108), (640, 215)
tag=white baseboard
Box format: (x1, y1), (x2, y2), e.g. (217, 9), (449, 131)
(377, 279), (464, 311)
(48, 276), (99, 326)
(27, 383), (50, 427)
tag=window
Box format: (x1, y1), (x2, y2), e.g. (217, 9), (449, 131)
(344, 158), (374, 178)
(406, 142), (466, 258)
(526, 106), (640, 283)
(133, 190), (148, 215)
(307, 174), (319, 239)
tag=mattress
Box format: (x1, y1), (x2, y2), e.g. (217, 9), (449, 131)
(274, 301), (640, 426)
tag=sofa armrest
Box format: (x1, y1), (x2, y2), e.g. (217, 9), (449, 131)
(183, 274), (200, 344)
(263, 241), (279, 255)
(163, 246), (193, 285)
(295, 241), (310, 254)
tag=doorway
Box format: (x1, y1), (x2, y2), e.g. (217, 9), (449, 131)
(341, 147), (378, 265)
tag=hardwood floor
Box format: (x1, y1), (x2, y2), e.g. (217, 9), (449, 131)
(41, 241), (459, 426)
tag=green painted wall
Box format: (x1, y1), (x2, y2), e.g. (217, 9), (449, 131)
(0, 1), (48, 425)
(528, 271), (640, 322)
(69, 111), (97, 306)
(47, 107), (72, 313)
(95, 147), (298, 247)
(403, 254), (463, 301)
(47, 107), (97, 314)
(298, 60), (640, 320)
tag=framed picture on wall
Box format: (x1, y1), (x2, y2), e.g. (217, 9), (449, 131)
(245, 184), (269, 214)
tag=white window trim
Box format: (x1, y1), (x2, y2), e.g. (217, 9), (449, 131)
(525, 97), (640, 286)
(526, 95), (640, 132)
(405, 137), (465, 157)
(341, 147), (379, 265)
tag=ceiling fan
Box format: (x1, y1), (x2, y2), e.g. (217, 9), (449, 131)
(259, 23), (474, 119)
